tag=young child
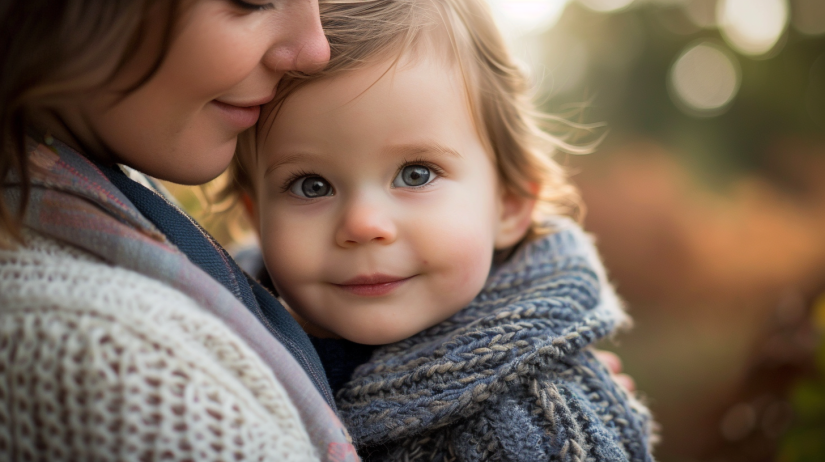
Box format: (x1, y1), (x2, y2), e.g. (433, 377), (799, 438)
(231, 0), (655, 459)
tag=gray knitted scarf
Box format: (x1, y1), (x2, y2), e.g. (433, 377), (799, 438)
(337, 218), (655, 462)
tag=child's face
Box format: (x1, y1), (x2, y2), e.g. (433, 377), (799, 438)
(252, 54), (528, 344)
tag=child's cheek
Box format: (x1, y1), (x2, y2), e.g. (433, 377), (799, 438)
(260, 209), (327, 290)
(411, 182), (500, 315)
(448, 233), (491, 283)
(422, 215), (495, 316)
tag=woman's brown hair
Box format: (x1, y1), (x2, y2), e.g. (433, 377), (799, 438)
(0, 0), (181, 245)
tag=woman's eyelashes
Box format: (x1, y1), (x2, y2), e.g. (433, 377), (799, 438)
(229, 0), (276, 11)
(289, 175), (334, 198)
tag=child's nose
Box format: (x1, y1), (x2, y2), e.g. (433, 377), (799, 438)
(335, 197), (397, 248)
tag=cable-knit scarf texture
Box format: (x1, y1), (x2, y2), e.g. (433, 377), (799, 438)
(337, 219), (655, 462)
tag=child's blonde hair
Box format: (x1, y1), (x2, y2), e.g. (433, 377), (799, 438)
(230, 0), (593, 237)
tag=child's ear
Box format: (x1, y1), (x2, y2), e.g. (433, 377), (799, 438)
(241, 192), (260, 234)
(494, 186), (536, 250)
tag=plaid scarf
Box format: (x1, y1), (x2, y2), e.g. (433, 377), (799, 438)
(4, 137), (358, 462)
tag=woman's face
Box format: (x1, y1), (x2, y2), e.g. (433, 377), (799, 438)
(70, 0), (330, 184)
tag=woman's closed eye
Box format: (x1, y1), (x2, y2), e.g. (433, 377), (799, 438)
(229, 0), (276, 11)
(288, 175), (334, 198)
(392, 163), (441, 189)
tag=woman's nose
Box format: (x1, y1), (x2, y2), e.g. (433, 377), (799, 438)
(264, 0), (330, 74)
(335, 198), (398, 248)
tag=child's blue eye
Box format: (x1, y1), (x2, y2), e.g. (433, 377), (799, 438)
(393, 165), (432, 188)
(290, 176), (334, 198)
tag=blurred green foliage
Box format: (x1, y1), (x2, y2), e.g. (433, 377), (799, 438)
(539, 2), (825, 188)
(779, 324), (825, 462)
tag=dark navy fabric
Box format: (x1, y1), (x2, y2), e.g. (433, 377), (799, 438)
(257, 260), (377, 395)
(95, 162), (335, 408)
(310, 337), (377, 395)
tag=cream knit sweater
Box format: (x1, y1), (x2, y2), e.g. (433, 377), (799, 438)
(0, 230), (318, 461)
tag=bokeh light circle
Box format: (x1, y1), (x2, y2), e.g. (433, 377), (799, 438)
(577, 0), (634, 13)
(791, 0), (825, 36)
(717, 0), (789, 56)
(668, 41), (741, 117)
(488, 0), (570, 35)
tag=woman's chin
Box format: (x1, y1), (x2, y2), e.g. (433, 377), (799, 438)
(139, 141), (236, 185)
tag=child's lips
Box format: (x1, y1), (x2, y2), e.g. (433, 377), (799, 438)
(333, 274), (415, 296)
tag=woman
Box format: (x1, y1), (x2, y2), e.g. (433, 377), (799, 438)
(0, 1), (355, 460)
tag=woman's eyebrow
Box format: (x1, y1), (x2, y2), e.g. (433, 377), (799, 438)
(264, 152), (319, 177)
(384, 142), (462, 159)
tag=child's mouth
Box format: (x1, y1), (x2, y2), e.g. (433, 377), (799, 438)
(333, 274), (416, 297)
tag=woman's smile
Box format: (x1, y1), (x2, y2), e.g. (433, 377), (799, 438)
(212, 92), (277, 128)
(211, 100), (262, 129)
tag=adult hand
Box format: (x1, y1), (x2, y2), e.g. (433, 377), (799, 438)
(594, 349), (636, 393)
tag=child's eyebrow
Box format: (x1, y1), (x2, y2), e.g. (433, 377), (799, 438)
(264, 152), (319, 177)
(262, 142), (461, 178)
(384, 142), (463, 159)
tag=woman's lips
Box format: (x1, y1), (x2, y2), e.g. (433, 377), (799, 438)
(211, 100), (262, 129)
(333, 274), (415, 297)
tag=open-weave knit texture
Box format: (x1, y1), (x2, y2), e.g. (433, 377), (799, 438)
(338, 218), (655, 462)
(0, 230), (319, 461)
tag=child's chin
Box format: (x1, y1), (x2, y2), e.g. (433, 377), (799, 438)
(341, 327), (413, 346)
